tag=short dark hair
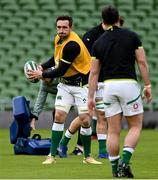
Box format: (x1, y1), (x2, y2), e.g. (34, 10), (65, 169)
(56, 15), (73, 27)
(102, 6), (119, 25)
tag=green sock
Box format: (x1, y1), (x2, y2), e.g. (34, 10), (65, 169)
(98, 139), (107, 154)
(111, 158), (119, 174)
(122, 150), (132, 164)
(50, 130), (63, 156)
(60, 135), (70, 146)
(91, 117), (97, 135)
(80, 134), (91, 158)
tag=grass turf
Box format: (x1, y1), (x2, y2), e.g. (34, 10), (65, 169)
(0, 129), (158, 179)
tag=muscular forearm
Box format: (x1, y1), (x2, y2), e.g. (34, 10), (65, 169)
(136, 48), (151, 86)
(138, 61), (151, 86)
(88, 59), (100, 99)
(88, 72), (98, 99)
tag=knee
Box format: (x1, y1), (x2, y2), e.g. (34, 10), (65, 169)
(79, 114), (90, 127)
(55, 110), (67, 123)
(108, 127), (121, 137)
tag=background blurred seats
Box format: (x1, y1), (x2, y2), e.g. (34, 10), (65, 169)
(0, 0), (157, 110)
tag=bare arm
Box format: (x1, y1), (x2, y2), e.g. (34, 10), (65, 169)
(135, 47), (152, 103)
(88, 58), (101, 115)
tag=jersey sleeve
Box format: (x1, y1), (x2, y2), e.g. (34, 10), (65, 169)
(41, 56), (55, 70)
(82, 32), (94, 54)
(42, 41), (80, 78)
(91, 41), (100, 60)
(133, 33), (142, 49)
(62, 41), (80, 63)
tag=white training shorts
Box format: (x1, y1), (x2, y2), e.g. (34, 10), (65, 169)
(55, 82), (88, 114)
(95, 82), (105, 112)
(103, 79), (144, 117)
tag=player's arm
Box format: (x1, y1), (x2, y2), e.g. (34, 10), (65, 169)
(42, 41), (80, 78)
(41, 56), (55, 70)
(88, 57), (101, 99)
(88, 57), (101, 116)
(133, 33), (152, 103)
(88, 41), (101, 115)
(28, 41), (80, 79)
(135, 47), (152, 103)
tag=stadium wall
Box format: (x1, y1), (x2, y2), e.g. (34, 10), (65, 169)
(0, 111), (158, 129)
(0, 109), (78, 129)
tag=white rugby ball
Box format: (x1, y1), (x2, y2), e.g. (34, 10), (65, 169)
(24, 60), (39, 83)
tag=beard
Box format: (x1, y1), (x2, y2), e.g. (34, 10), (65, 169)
(58, 33), (68, 39)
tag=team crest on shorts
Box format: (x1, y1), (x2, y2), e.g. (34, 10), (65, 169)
(82, 98), (87, 103)
(133, 103), (139, 111)
(57, 95), (62, 100)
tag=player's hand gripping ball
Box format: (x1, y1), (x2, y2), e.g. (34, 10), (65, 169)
(24, 60), (39, 83)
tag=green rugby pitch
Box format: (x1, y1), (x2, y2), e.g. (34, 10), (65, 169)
(0, 129), (158, 179)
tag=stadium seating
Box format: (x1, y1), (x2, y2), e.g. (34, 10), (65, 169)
(22, 4), (38, 13)
(0, 11), (12, 20)
(38, 0), (56, 5)
(117, 0), (134, 15)
(0, 63), (9, 74)
(3, 4), (19, 13)
(15, 11), (32, 20)
(96, 0), (116, 10)
(19, 0), (36, 5)
(77, 0), (95, 13)
(0, 0), (16, 5)
(57, 0), (76, 13)
(40, 4), (58, 13)
(0, 0), (158, 110)
(135, 0), (154, 14)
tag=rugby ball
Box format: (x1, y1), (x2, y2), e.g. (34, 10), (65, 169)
(24, 60), (39, 83)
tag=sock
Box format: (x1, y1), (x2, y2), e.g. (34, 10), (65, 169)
(50, 123), (64, 157)
(60, 129), (73, 146)
(91, 116), (97, 135)
(109, 155), (120, 174)
(97, 134), (107, 154)
(77, 127), (83, 146)
(122, 147), (134, 164)
(80, 126), (92, 158)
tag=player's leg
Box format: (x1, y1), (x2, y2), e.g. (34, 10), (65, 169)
(95, 83), (108, 158)
(107, 114), (122, 177)
(96, 109), (108, 158)
(76, 86), (102, 164)
(42, 83), (72, 164)
(91, 115), (97, 139)
(103, 81), (123, 177)
(79, 113), (101, 164)
(42, 109), (69, 164)
(123, 114), (143, 162)
(51, 110), (68, 156)
(118, 113), (143, 178)
(58, 116), (81, 157)
(118, 81), (144, 178)
(71, 127), (83, 155)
